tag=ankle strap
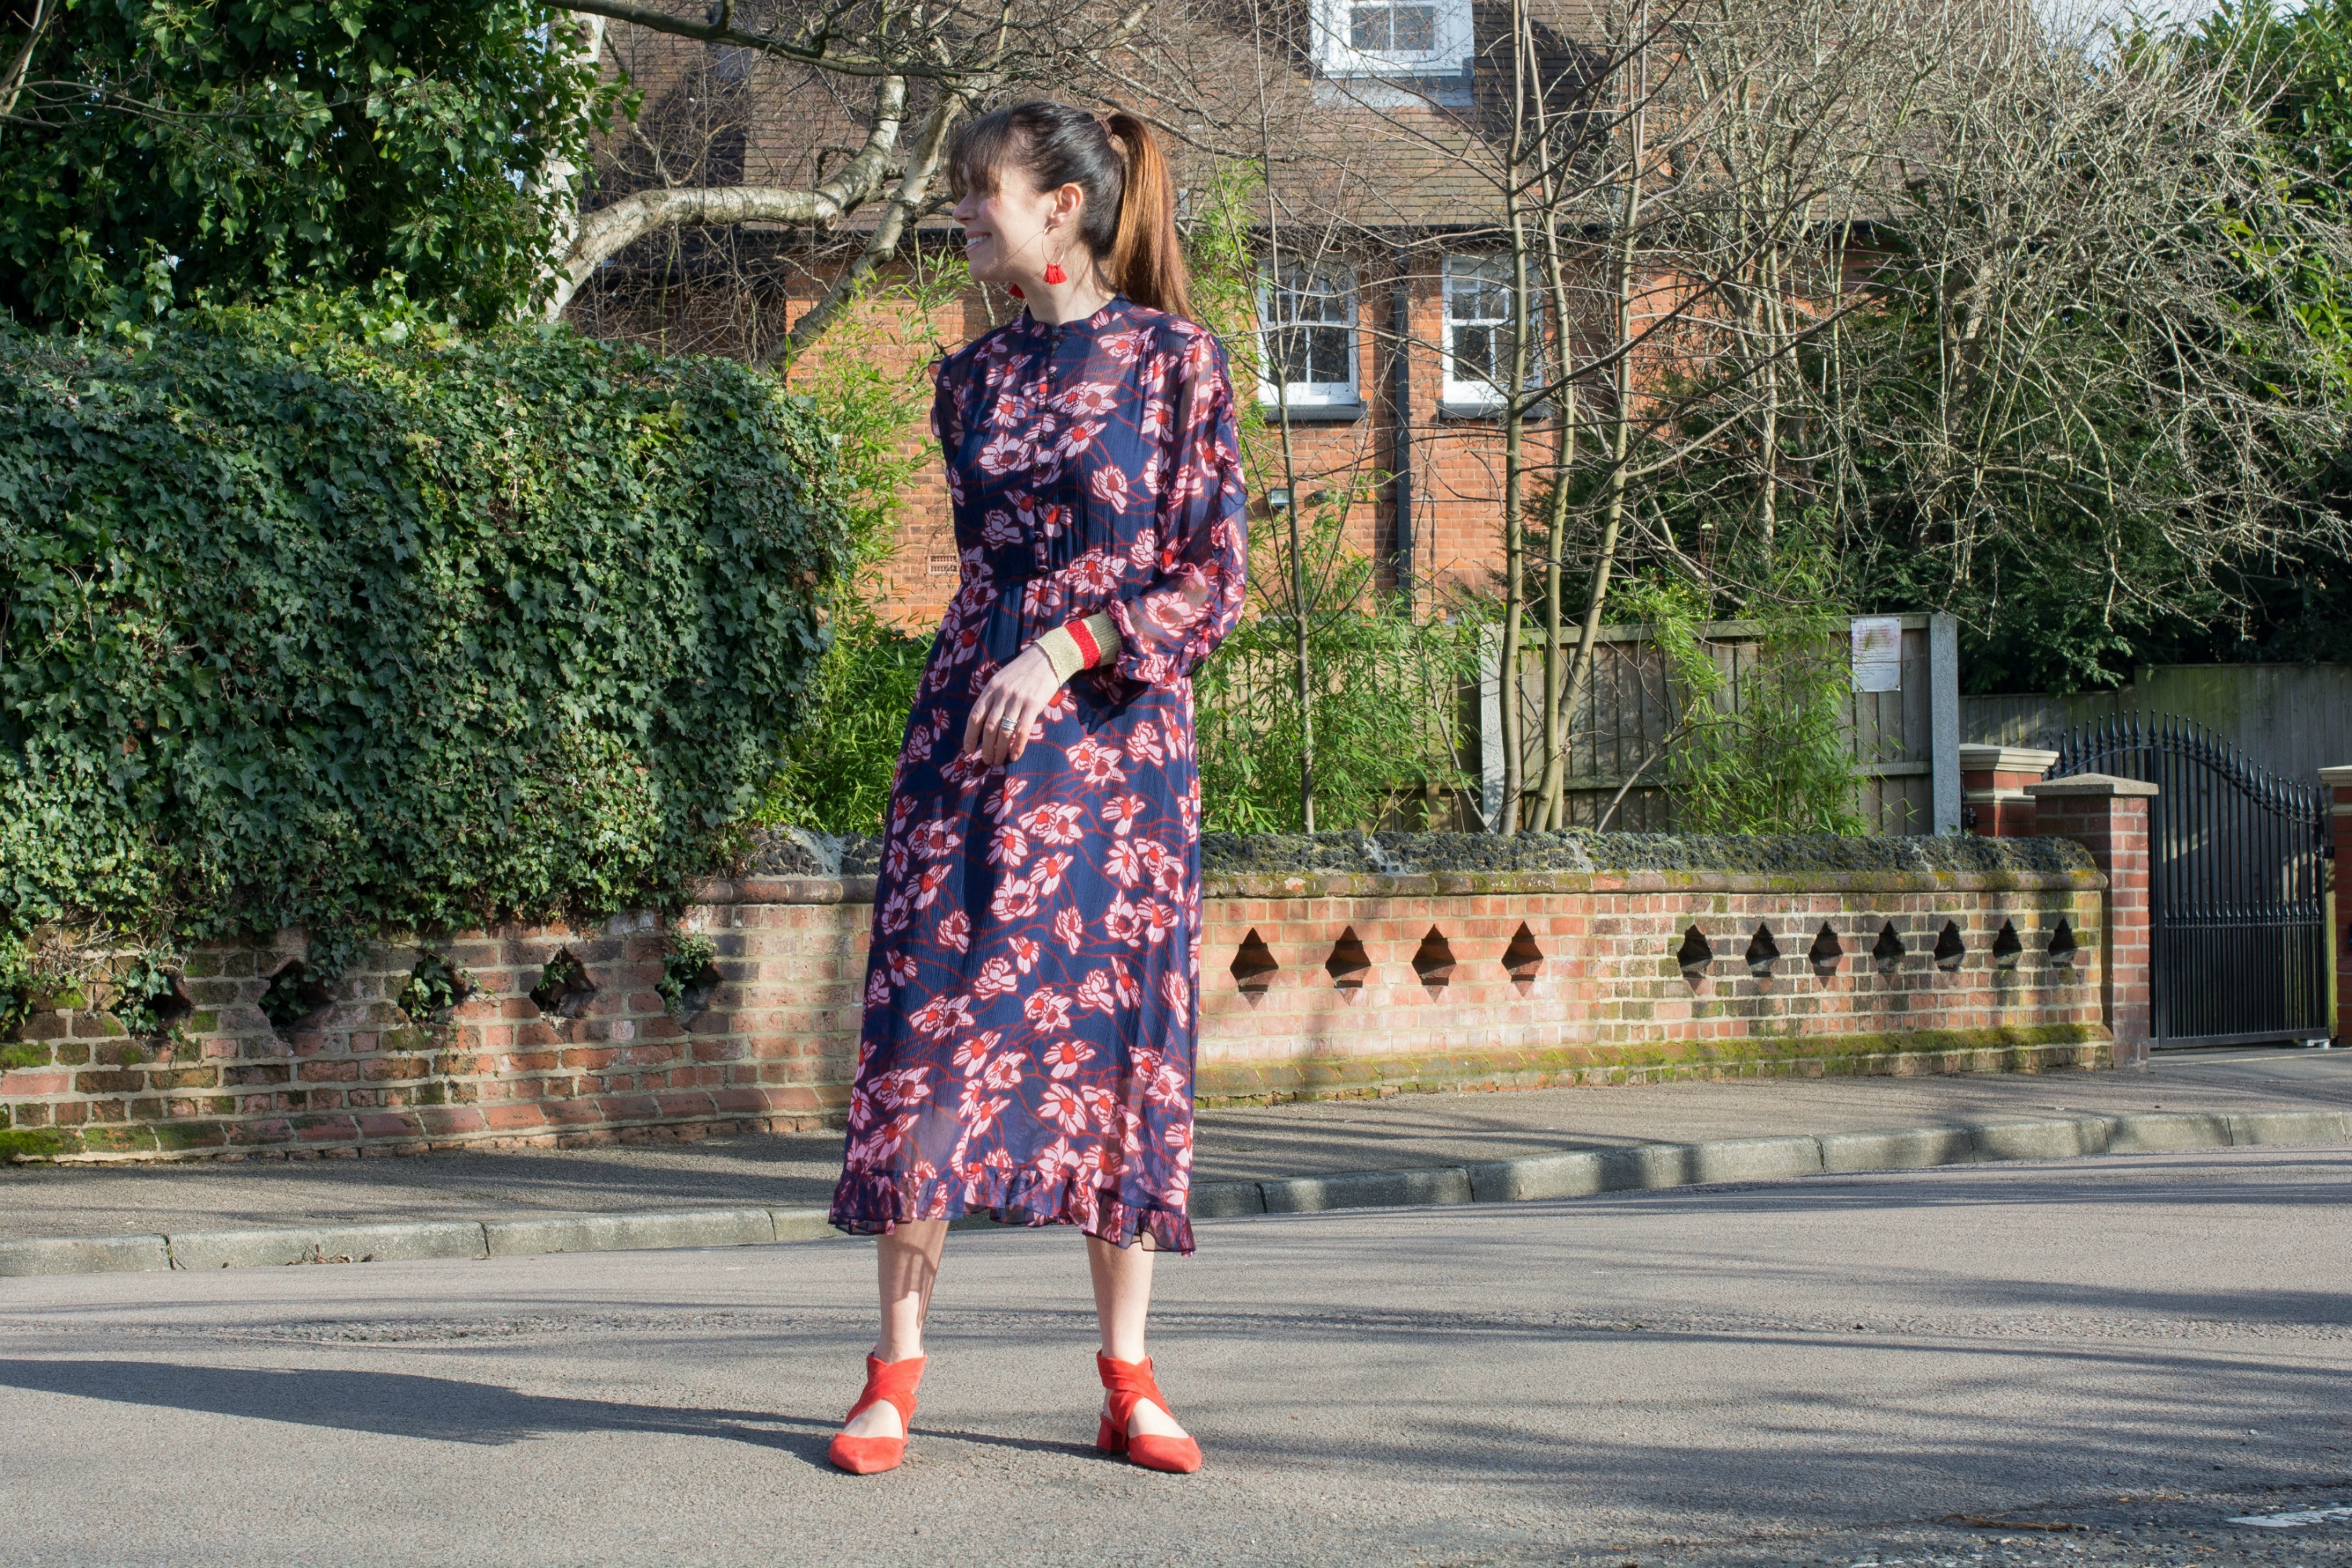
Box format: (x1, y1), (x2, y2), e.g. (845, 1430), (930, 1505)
(1097, 1352), (1166, 1422)
(848, 1353), (926, 1423)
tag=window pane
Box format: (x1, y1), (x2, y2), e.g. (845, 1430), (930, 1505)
(1454, 324), (1498, 387)
(1349, 5), (1390, 49)
(1389, 5), (1436, 50)
(1264, 267), (1353, 393)
(1306, 325), (1351, 386)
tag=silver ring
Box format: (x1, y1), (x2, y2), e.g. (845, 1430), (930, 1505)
(996, 715), (1020, 733)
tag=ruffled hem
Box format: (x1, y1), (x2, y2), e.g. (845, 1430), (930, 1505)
(829, 1168), (1196, 1255)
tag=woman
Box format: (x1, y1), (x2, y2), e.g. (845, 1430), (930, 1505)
(824, 101), (1247, 1477)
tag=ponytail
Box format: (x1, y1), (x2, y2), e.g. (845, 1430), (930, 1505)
(948, 101), (1196, 322)
(1105, 113), (1192, 319)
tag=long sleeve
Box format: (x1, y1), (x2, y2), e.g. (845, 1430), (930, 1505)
(1107, 328), (1248, 690)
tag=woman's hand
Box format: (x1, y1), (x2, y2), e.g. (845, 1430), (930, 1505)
(963, 641), (1064, 766)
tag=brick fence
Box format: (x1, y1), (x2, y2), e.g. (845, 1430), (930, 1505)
(0, 786), (2154, 1162)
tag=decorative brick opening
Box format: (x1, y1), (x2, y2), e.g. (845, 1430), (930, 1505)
(1807, 923), (1844, 978)
(1871, 922), (1906, 974)
(397, 951), (473, 1022)
(1933, 920), (1967, 972)
(1675, 925), (1712, 984)
(1502, 923), (1544, 990)
(1744, 924), (1780, 979)
(1991, 920), (2024, 970)
(1324, 927), (1373, 990)
(2048, 918), (2078, 969)
(1230, 929), (1279, 995)
(1411, 927), (1456, 990)
(528, 949), (597, 1019)
(257, 960), (334, 1033)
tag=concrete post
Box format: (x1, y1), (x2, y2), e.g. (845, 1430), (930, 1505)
(2322, 764), (2351, 1045)
(1929, 613), (1962, 835)
(2026, 773), (2161, 1065)
(1958, 746), (2058, 837)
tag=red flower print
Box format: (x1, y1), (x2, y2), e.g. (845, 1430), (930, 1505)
(989, 877), (1040, 922)
(913, 866), (952, 909)
(909, 993), (975, 1039)
(1041, 686), (1077, 722)
(1068, 550), (1126, 597)
(1145, 1060), (1188, 1108)
(1139, 397), (1171, 440)
(981, 1051), (1028, 1091)
(1112, 956), (1143, 1008)
(1103, 794), (1147, 835)
(1066, 736), (1127, 786)
(1033, 1137), (1084, 1176)
(884, 837), (910, 880)
(1011, 936), (1042, 972)
(888, 950), (920, 987)
(1127, 722), (1166, 764)
(941, 749), (995, 787)
(1040, 1083), (1089, 1134)
(1041, 1039), (1097, 1078)
(1023, 988), (1073, 1031)
(911, 818), (964, 859)
(985, 778), (1031, 823)
(866, 969), (891, 1009)
(1105, 895), (1143, 946)
(939, 909), (971, 953)
(1056, 379), (1120, 416)
(977, 431), (1029, 477)
(877, 887), (912, 935)
(1055, 419), (1105, 460)
(874, 1066), (934, 1109)
(1087, 464), (1131, 511)
(982, 508), (1022, 546)
(1020, 802), (1085, 844)
(1029, 851), (1074, 898)
(1127, 528), (1159, 572)
(972, 956), (1019, 1000)
(1105, 838), (1145, 887)
(1142, 899), (1181, 945)
(1076, 968), (1118, 1014)
(1054, 907), (1086, 953)
(1100, 328), (1148, 363)
(953, 1030), (1003, 1075)
(1079, 1085), (1120, 1130)
(1022, 577), (1069, 619)
(1160, 970), (1191, 1027)
(987, 826), (1029, 868)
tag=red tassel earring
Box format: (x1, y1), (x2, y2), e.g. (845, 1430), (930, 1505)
(1007, 284), (1025, 299)
(1043, 260), (1068, 285)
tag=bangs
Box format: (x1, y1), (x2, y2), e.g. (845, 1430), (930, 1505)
(946, 111), (1025, 201)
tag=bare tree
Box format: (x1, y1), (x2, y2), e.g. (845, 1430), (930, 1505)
(548, 0), (1152, 360)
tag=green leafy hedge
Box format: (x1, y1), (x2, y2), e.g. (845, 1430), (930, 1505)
(0, 301), (851, 988)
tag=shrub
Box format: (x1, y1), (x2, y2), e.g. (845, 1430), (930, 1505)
(0, 297), (851, 982)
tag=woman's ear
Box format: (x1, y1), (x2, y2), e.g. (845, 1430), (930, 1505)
(1052, 181), (1087, 230)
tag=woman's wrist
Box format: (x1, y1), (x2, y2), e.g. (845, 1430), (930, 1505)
(1033, 612), (1123, 684)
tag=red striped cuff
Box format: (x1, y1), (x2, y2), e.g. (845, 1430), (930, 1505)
(1065, 617), (1101, 669)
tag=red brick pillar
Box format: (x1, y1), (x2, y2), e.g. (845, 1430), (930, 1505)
(2026, 774), (2160, 1066)
(1959, 745), (2057, 837)
(2325, 764), (2351, 1045)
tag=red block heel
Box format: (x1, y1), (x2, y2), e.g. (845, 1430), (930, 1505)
(1096, 1353), (1202, 1474)
(828, 1353), (925, 1475)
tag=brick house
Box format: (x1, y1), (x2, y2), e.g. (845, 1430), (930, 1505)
(568, 0), (1594, 632)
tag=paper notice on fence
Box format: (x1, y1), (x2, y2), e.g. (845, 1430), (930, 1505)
(1850, 617), (1903, 693)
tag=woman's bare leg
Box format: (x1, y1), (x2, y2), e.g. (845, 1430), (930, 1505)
(841, 1219), (946, 1439)
(1086, 1233), (1189, 1439)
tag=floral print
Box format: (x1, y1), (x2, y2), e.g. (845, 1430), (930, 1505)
(829, 296), (1248, 1254)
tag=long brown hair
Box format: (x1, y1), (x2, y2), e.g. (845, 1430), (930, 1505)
(946, 101), (1193, 319)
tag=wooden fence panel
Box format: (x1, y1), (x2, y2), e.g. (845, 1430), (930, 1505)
(1479, 614), (1959, 836)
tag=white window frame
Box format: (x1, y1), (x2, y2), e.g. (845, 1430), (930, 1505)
(1258, 263), (1361, 411)
(1441, 255), (1544, 412)
(1312, 0), (1472, 78)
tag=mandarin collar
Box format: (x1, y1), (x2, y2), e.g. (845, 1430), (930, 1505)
(1018, 294), (1128, 339)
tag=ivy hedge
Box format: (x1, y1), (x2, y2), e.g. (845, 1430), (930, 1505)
(0, 301), (851, 1004)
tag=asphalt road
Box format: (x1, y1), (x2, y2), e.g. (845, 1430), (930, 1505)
(2, 1147), (2347, 1568)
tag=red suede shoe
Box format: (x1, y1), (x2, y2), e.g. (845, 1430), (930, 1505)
(1096, 1353), (1202, 1474)
(828, 1353), (926, 1475)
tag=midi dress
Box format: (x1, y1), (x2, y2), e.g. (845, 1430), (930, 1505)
(828, 295), (1249, 1255)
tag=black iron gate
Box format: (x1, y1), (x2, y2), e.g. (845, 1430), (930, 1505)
(2049, 714), (2332, 1048)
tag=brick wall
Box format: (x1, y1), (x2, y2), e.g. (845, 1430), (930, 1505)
(2, 851), (2124, 1162)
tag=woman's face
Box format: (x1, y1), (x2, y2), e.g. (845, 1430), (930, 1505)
(952, 162), (1081, 289)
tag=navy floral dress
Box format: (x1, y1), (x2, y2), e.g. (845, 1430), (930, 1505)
(829, 296), (1248, 1254)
